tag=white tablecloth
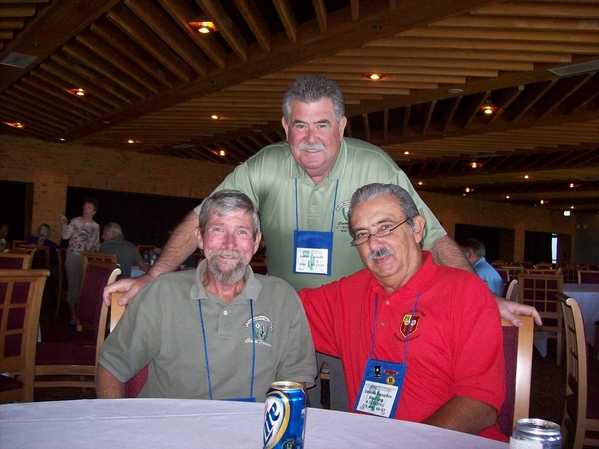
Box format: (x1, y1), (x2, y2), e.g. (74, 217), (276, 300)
(0, 399), (507, 448)
(563, 283), (599, 346)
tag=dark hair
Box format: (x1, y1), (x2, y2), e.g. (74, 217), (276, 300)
(348, 183), (420, 238)
(282, 75), (345, 124)
(199, 190), (260, 238)
(83, 196), (99, 211)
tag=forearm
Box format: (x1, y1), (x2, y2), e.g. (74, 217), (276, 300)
(147, 211), (199, 278)
(422, 396), (497, 435)
(96, 364), (125, 398)
(430, 235), (473, 272)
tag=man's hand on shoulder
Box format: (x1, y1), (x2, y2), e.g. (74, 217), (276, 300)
(497, 297), (542, 326)
(102, 274), (155, 307)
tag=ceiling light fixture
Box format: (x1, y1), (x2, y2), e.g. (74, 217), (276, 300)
(68, 88), (86, 96)
(4, 122), (24, 129)
(563, 210), (571, 216)
(480, 99), (497, 115)
(189, 16), (217, 34)
(367, 73), (384, 81)
(219, 150), (226, 157)
(448, 88), (463, 94)
(403, 151), (410, 155)
(210, 114), (220, 120)
(470, 162), (480, 168)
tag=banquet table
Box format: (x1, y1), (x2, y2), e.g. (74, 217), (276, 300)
(563, 283), (599, 346)
(0, 398), (508, 448)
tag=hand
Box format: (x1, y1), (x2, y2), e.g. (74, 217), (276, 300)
(59, 214), (68, 224)
(497, 298), (542, 326)
(102, 274), (154, 306)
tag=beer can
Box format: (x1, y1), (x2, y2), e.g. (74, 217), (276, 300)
(263, 381), (306, 449)
(510, 418), (562, 449)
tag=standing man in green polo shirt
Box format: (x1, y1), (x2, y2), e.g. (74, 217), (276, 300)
(105, 75), (541, 412)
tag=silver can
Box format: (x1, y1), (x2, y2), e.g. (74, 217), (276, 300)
(510, 418), (562, 448)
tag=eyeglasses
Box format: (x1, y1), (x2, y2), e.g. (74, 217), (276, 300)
(350, 218), (410, 246)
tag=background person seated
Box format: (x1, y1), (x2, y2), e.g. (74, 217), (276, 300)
(99, 222), (149, 279)
(459, 238), (504, 297)
(26, 223), (59, 274)
(299, 183), (506, 442)
(96, 190), (316, 400)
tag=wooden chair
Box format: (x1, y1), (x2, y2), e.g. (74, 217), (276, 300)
(34, 261), (121, 391)
(504, 278), (518, 302)
(0, 252), (34, 269)
(19, 245), (50, 270)
(578, 270), (599, 284)
(557, 293), (599, 449)
(109, 291), (148, 398)
(526, 269), (558, 275)
(80, 252), (117, 275)
(54, 248), (67, 321)
(518, 273), (564, 365)
(0, 269), (49, 404)
(11, 240), (26, 249)
(497, 316), (534, 437)
(136, 245), (155, 261)
(502, 266), (525, 282)
(535, 262), (554, 269)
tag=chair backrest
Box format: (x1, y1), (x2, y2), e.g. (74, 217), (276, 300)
(578, 270), (599, 284)
(504, 279), (518, 301)
(0, 252), (34, 269)
(496, 268), (508, 284)
(109, 291), (148, 398)
(525, 269), (558, 275)
(556, 293), (588, 429)
(0, 269), (49, 403)
(502, 266), (524, 281)
(535, 262), (554, 269)
(20, 245), (50, 270)
(11, 240), (26, 249)
(517, 274), (563, 332)
(497, 316), (534, 437)
(76, 261), (121, 337)
(80, 252), (118, 275)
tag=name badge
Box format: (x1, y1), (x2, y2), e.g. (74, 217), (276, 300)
(293, 230), (333, 275)
(354, 358), (405, 419)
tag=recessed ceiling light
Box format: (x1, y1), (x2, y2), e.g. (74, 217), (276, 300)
(505, 195), (510, 199)
(211, 115), (220, 120)
(367, 73), (384, 81)
(68, 88), (86, 96)
(127, 139), (135, 144)
(564, 210), (571, 216)
(219, 150), (226, 156)
(448, 88), (463, 94)
(4, 122), (24, 129)
(189, 19), (217, 34)
(403, 151), (410, 155)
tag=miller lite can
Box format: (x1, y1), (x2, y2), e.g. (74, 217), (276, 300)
(510, 418), (562, 448)
(263, 381), (306, 449)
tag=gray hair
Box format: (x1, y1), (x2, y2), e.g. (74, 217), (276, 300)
(199, 190), (260, 238)
(38, 223), (51, 237)
(104, 222), (123, 237)
(282, 75), (345, 124)
(348, 183), (420, 238)
(459, 238), (486, 258)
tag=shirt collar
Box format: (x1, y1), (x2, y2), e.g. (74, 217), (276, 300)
(368, 250), (436, 297)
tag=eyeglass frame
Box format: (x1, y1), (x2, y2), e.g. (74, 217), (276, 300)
(350, 217), (411, 247)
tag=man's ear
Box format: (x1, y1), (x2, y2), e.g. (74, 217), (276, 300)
(196, 227), (203, 251)
(281, 117), (289, 140)
(412, 215), (426, 244)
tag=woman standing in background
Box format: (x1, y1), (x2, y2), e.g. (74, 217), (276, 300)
(60, 197), (100, 324)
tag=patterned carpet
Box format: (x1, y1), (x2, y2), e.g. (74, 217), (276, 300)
(36, 298), (599, 447)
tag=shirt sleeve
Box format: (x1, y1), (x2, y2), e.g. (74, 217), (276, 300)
(298, 284), (342, 358)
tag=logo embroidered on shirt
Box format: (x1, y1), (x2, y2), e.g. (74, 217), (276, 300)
(399, 313), (421, 338)
(244, 315), (274, 346)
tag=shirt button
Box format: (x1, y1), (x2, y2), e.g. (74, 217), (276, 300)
(223, 310), (228, 316)
(381, 321), (385, 326)
(385, 301), (390, 306)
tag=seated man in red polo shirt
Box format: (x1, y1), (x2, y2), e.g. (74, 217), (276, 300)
(299, 183), (506, 442)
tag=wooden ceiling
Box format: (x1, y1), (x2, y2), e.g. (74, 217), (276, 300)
(1, 0), (599, 212)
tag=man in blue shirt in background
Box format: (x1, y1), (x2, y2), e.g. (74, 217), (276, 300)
(460, 238), (504, 296)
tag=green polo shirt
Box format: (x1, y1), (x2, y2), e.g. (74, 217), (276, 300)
(195, 138), (446, 290)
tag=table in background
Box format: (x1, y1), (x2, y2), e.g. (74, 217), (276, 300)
(563, 283), (599, 346)
(1, 398), (507, 449)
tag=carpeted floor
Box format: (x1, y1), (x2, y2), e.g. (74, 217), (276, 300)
(36, 297), (599, 446)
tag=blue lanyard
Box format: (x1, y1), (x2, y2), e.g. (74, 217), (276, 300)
(294, 178), (339, 232)
(198, 298), (256, 400)
(369, 292), (421, 362)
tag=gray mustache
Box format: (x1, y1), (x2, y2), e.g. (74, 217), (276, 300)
(368, 248), (395, 260)
(298, 141), (326, 152)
